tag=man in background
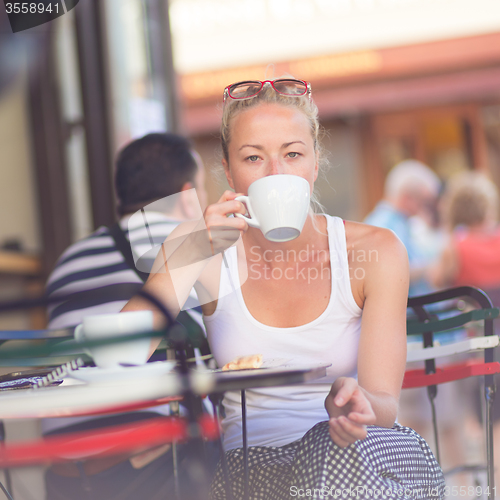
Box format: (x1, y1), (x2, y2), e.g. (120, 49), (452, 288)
(47, 132), (207, 327)
(364, 159), (441, 295)
(44, 132), (208, 500)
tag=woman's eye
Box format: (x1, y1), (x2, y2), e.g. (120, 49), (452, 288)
(287, 152), (300, 158)
(247, 155), (260, 162)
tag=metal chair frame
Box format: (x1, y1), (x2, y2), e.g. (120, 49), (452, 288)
(0, 291), (215, 500)
(405, 286), (500, 498)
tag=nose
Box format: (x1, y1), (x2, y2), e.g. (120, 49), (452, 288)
(268, 157), (286, 176)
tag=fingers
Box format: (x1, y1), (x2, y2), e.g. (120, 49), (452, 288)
(217, 190), (243, 203)
(327, 378), (378, 446)
(328, 416), (368, 448)
(325, 378), (359, 419)
(205, 202), (246, 224)
(215, 191), (247, 216)
(192, 191), (248, 257)
(204, 191), (248, 231)
(328, 420), (351, 448)
(332, 377), (358, 407)
(347, 410), (376, 426)
(345, 391), (377, 424)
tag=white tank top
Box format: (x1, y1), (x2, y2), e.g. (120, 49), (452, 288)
(203, 215), (362, 450)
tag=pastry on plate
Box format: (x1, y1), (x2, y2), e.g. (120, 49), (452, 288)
(222, 354), (263, 371)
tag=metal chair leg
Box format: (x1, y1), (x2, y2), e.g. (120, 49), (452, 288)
(0, 422), (13, 500)
(169, 400), (181, 500)
(210, 393), (234, 500)
(241, 390), (249, 500)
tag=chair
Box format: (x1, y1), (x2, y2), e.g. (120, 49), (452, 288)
(0, 292), (214, 500)
(0, 415), (219, 468)
(0, 333), (217, 500)
(0, 326), (76, 500)
(404, 285), (500, 498)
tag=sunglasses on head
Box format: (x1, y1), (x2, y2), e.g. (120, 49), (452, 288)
(223, 79), (312, 103)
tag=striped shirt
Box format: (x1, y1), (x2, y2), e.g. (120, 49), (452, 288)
(43, 212), (205, 435)
(46, 212), (203, 329)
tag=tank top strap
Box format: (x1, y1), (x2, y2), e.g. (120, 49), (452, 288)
(326, 215), (360, 315)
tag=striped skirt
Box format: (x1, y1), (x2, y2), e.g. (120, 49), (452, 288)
(210, 422), (445, 500)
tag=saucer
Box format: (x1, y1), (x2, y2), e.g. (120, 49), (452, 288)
(69, 361), (177, 384)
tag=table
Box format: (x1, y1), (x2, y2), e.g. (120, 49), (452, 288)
(0, 363), (329, 500)
(0, 364), (328, 420)
(201, 364), (330, 500)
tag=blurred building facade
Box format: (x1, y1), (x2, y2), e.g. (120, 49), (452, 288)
(0, 0), (178, 329)
(171, 0), (500, 222)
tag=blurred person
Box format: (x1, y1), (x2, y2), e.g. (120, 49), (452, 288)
(43, 132), (208, 500)
(47, 132), (207, 328)
(364, 159), (442, 296)
(429, 171), (500, 292)
(429, 171), (500, 486)
(364, 161), (473, 479)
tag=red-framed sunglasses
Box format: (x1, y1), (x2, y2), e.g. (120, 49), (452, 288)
(223, 79), (312, 103)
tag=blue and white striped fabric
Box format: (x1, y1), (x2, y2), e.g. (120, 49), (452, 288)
(42, 212), (206, 435)
(46, 212), (203, 330)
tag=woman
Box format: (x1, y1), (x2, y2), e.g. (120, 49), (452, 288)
(430, 171), (500, 293)
(123, 78), (444, 499)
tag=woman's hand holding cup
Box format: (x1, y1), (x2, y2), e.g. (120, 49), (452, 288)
(202, 190), (248, 256)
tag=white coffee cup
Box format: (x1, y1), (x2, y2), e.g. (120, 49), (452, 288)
(74, 310), (154, 369)
(235, 174), (310, 242)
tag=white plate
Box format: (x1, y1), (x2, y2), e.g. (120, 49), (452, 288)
(69, 361), (177, 384)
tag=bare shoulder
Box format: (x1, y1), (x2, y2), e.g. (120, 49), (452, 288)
(344, 221), (409, 304)
(345, 220), (408, 264)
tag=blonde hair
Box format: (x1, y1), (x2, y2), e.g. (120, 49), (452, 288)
(441, 171), (499, 229)
(220, 80), (328, 214)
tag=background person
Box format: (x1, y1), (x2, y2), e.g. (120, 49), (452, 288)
(364, 159), (442, 296)
(43, 132), (208, 500)
(429, 171), (500, 293)
(429, 171), (500, 488)
(364, 160), (473, 479)
(123, 78), (445, 499)
(47, 132), (207, 328)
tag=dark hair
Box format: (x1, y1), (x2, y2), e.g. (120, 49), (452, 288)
(115, 133), (198, 216)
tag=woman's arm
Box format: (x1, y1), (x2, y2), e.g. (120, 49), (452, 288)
(122, 191), (247, 329)
(325, 226), (409, 447)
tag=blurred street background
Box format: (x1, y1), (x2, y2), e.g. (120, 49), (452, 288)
(1, 1), (500, 498)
